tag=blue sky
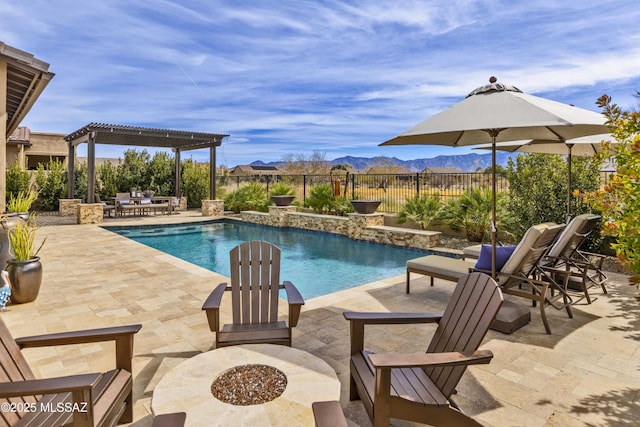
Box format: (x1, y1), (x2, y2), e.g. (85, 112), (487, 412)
(2, 1), (639, 167)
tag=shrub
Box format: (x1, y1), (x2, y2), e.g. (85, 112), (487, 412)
(305, 183), (335, 214)
(34, 158), (66, 211)
(268, 181), (295, 197)
(397, 194), (441, 230)
(181, 159), (209, 208)
(6, 162), (30, 201)
(334, 196), (354, 216)
(584, 95), (640, 286)
(223, 182), (269, 213)
(439, 187), (505, 242)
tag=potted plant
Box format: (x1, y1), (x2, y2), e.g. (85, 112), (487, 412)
(6, 214), (46, 303)
(7, 189), (38, 221)
(269, 182), (296, 206)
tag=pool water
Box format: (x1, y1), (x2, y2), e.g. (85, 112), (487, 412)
(104, 220), (431, 299)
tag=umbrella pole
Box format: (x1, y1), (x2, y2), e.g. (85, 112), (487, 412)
(491, 134), (498, 278)
(566, 143), (573, 223)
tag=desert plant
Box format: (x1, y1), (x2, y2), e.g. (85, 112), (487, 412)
(8, 214), (46, 261)
(268, 181), (295, 197)
(439, 187), (505, 242)
(305, 183), (335, 214)
(334, 196), (355, 216)
(397, 194), (441, 230)
(223, 182), (269, 213)
(7, 189), (38, 213)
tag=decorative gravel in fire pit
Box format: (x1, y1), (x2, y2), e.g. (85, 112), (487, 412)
(211, 364), (287, 405)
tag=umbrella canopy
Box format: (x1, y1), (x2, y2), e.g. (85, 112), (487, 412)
(474, 134), (613, 221)
(380, 78), (609, 276)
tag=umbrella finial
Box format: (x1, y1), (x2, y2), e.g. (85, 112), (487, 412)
(467, 78), (522, 97)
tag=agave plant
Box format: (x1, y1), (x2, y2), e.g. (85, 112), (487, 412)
(397, 194), (441, 230)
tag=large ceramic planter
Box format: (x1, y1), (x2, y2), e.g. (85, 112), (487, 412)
(350, 200), (382, 214)
(0, 214), (25, 270)
(6, 256), (42, 304)
(271, 195), (295, 206)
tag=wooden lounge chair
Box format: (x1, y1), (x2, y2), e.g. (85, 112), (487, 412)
(0, 317), (142, 426)
(344, 272), (504, 427)
(542, 214), (608, 304)
(202, 240), (305, 347)
(405, 224), (571, 334)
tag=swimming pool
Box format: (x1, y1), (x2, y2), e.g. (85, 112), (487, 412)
(104, 220), (432, 299)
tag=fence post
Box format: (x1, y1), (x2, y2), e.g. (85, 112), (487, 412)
(303, 174), (307, 203)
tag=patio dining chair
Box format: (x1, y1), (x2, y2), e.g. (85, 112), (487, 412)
(344, 272), (504, 427)
(202, 240), (305, 347)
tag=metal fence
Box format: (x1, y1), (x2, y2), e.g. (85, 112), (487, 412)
(217, 172), (509, 213)
(217, 170), (615, 214)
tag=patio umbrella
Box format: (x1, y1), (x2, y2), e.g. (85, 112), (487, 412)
(380, 77), (608, 276)
(474, 134), (613, 222)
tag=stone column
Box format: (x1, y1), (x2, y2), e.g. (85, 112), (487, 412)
(59, 199), (82, 216)
(347, 213), (384, 239)
(202, 200), (224, 216)
(267, 206), (296, 227)
(77, 203), (103, 224)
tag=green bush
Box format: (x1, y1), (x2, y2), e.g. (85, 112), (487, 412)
(268, 181), (295, 197)
(181, 159), (210, 208)
(506, 153), (603, 249)
(305, 183), (335, 214)
(6, 162), (30, 201)
(223, 182), (269, 213)
(397, 194), (441, 230)
(34, 158), (67, 211)
(334, 196), (354, 216)
(439, 187), (506, 242)
(97, 162), (119, 200)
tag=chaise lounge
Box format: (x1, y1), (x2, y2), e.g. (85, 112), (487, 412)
(405, 223), (571, 334)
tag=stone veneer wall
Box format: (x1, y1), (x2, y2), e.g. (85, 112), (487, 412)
(239, 207), (440, 250)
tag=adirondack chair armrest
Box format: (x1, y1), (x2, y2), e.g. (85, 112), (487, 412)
(343, 312), (443, 325)
(344, 312), (443, 355)
(368, 349), (494, 369)
(282, 281), (305, 327)
(16, 324), (142, 372)
(15, 324), (142, 348)
(0, 373), (101, 398)
(202, 283), (228, 332)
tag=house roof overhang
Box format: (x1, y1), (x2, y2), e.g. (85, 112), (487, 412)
(64, 123), (229, 151)
(1, 42), (55, 138)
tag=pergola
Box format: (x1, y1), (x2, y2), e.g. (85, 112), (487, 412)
(64, 123), (229, 204)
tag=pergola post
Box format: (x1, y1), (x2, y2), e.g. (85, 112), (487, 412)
(67, 141), (75, 198)
(210, 143), (216, 200)
(87, 131), (96, 203)
(174, 148), (181, 196)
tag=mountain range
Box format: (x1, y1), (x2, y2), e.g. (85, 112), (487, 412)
(250, 152), (516, 172)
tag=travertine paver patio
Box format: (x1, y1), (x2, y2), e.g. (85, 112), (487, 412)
(3, 211), (639, 426)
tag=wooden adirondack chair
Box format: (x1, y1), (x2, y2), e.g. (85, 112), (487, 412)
(0, 317), (141, 426)
(344, 272), (503, 427)
(202, 241), (305, 348)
